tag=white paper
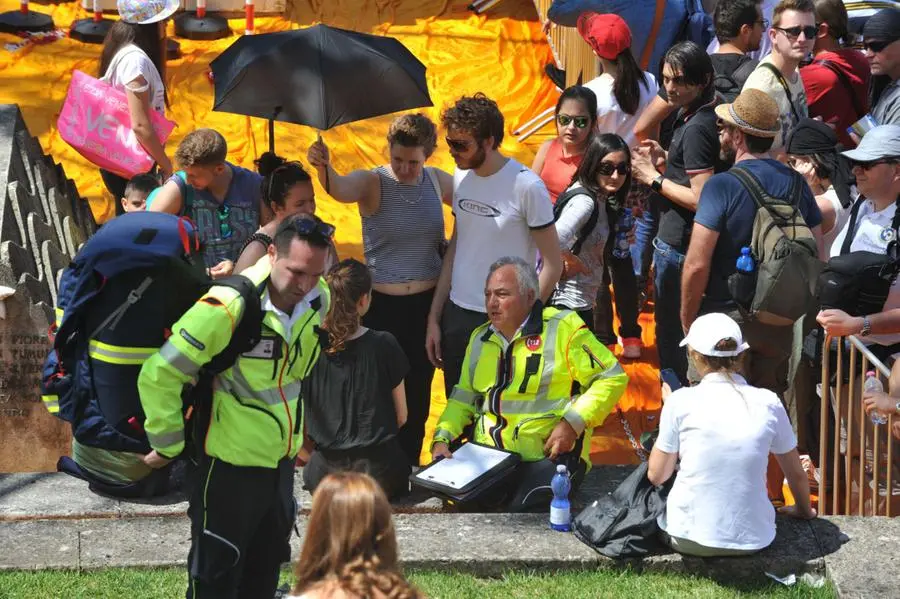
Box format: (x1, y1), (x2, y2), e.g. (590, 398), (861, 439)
(415, 443), (511, 491)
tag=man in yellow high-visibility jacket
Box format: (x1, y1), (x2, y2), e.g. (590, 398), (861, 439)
(138, 214), (333, 599)
(432, 256), (629, 511)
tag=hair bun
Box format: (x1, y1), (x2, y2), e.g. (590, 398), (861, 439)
(255, 151), (287, 177)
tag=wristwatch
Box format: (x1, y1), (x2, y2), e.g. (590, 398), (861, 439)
(651, 175), (665, 193)
(895, 400), (900, 415)
(860, 315), (872, 337)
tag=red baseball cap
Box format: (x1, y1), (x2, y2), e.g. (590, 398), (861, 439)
(576, 12), (632, 60)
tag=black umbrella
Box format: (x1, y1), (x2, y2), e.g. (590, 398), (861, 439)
(210, 25), (433, 154)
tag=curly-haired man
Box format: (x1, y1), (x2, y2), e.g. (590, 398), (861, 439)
(425, 93), (563, 396)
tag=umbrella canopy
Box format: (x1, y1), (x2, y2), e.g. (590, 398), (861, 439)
(210, 25), (433, 135)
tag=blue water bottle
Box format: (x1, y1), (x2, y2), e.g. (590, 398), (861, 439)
(736, 246), (755, 273)
(550, 464), (572, 532)
(612, 208), (634, 259)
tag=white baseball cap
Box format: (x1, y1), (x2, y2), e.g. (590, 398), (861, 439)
(679, 313), (750, 357)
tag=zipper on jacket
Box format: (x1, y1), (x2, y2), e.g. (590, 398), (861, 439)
(512, 414), (557, 440)
(486, 343), (516, 448)
(277, 339), (294, 456)
(235, 396), (284, 441)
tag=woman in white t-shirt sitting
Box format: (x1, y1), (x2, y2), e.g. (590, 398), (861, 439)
(98, 0), (178, 216)
(648, 313), (816, 557)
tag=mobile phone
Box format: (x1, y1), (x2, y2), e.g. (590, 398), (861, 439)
(659, 368), (683, 393)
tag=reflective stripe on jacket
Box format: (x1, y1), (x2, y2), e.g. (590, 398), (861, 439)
(433, 303), (628, 465)
(138, 258), (329, 467)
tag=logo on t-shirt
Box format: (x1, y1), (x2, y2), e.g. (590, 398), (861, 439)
(458, 199), (501, 218)
(880, 227), (896, 243)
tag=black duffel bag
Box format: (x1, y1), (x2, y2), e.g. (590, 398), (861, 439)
(817, 196), (900, 316)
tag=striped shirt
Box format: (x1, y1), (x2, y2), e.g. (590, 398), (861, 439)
(362, 166), (444, 284)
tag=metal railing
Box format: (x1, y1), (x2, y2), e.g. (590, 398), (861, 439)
(819, 335), (898, 516)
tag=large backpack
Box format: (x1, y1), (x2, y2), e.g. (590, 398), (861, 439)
(726, 167), (823, 326)
(40, 212), (262, 459)
(553, 185), (600, 256)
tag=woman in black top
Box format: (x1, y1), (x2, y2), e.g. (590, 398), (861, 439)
(302, 259), (411, 498)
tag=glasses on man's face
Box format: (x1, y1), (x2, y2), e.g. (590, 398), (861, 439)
(557, 114), (590, 129)
(445, 137), (473, 153)
(864, 39), (894, 53)
(597, 161), (630, 176)
(217, 204), (233, 239)
(852, 158), (898, 171)
(774, 25), (818, 40)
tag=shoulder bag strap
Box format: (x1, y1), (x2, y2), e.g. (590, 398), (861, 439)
(815, 59), (864, 119)
(839, 197), (867, 255)
(759, 62), (801, 123)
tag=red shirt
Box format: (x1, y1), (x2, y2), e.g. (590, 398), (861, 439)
(539, 139), (583, 203)
(801, 49), (871, 147)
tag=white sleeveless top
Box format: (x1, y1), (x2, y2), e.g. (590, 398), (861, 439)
(103, 44), (166, 115)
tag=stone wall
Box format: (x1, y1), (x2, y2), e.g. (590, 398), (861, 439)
(0, 104), (97, 473)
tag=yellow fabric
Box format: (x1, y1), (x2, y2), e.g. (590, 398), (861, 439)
(0, 0), (662, 466)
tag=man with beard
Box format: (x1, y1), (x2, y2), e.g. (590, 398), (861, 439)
(681, 88), (823, 394)
(425, 93), (563, 396)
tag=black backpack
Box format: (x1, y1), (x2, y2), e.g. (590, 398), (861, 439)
(553, 186), (600, 255)
(714, 56), (758, 103)
(572, 462), (674, 558)
(817, 196), (900, 316)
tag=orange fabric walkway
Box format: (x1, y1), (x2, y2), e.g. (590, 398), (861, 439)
(0, 0), (661, 465)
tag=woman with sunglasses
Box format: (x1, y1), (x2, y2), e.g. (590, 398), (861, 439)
(552, 134), (635, 336)
(307, 114), (451, 468)
(234, 152), (338, 274)
(531, 86), (598, 203)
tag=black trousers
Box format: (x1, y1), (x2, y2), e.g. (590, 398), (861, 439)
(186, 457), (295, 599)
(440, 301), (488, 397)
(303, 439), (411, 500)
(363, 288), (436, 466)
(594, 237), (642, 345)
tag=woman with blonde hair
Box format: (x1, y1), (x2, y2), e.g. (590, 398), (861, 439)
(301, 259), (411, 499)
(308, 114), (450, 467)
(289, 472), (421, 599)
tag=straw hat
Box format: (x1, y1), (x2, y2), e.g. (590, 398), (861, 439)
(714, 88), (780, 138)
(118, 0), (180, 25)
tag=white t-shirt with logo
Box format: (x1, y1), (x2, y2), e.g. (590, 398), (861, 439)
(655, 372), (797, 551)
(830, 198), (900, 346)
(450, 159), (554, 312)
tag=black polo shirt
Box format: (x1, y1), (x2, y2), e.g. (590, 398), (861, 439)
(655, 98), (723, 252)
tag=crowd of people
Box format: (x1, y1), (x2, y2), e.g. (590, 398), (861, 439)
(50, 0), (900, 595)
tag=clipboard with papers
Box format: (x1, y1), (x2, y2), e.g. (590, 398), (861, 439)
(410, 442), (521, 502)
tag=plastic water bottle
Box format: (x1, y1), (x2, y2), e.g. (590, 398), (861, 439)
(550, 464), (572, 532)
(864, 371), (889, 425)
(736, 247), (755, 273)
(612, 208), (633, 259)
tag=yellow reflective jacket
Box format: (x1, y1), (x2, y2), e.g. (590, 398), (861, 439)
(433, 304), (628, 466)
(137, 258), (329, 468)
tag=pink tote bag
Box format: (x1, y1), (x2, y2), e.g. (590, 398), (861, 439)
(57, 69), (176, 179)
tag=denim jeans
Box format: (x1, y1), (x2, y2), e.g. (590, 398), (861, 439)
(631, 198), (659, 282)
(595, 239), (642, 345)
(653, 237), (688, 384)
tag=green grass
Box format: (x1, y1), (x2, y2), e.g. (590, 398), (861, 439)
(0, 568), (834, 599)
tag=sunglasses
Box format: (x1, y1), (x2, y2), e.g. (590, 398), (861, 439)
(597, 161), (630, 176)
(864, 39), (895, 53)
(756, 18), (770, 28)
(281, 214), (336, 240)
(774, 25), (818, 40)
(445, 137), (473, 153)
(557, 114), (591, 129)
(851, 158), (898, 171)
(217, 204), (233, 240)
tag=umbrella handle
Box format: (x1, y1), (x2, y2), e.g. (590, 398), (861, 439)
(318, 132), (330, 194)
(269, 118), (275, 155)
